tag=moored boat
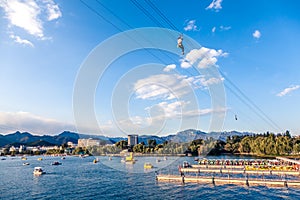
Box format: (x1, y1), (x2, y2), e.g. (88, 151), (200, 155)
(182, 161), (192, 168)
(33, 167), (45, 175)
(121, 153), (136, 164)
(144, 162), (153, 169)
(52, 161), (62, 165)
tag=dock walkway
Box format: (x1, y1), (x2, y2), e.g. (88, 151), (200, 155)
(157, 174), (300, 187)
(180, 167), (300, 176)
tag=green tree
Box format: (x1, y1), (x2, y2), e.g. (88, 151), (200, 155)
(133, 143), (145, 153)
(147, 139), (157, 148)
(115, 140), (128, 149)
(239, 136), (252, 153)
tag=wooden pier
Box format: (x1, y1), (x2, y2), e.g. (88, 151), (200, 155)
(156, 174), (300, 187)
(180, 167), (300, 176)
(276, 157), (300, 165)
(191, 164), (244, 169)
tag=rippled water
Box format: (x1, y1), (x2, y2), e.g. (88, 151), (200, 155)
(1, 156), (300, 199)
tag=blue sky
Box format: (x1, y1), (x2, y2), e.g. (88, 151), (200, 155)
(0, 0), (300, 136)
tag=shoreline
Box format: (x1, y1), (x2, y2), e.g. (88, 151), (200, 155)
(2, 152), (300, 159)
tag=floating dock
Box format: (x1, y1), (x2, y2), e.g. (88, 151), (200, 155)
(191, 164), (244, 169)
(276, 157), (300, 165)
(156, 174), (300, 187)
(180, 167), (300, 176)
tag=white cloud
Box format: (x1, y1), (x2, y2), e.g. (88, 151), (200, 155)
(157, 101), (187, 118)
(130, 106), (228, 125)
(134, 74), (193, 100)
(0, 0), (43, 37)
(180, 59), (192, 68)
(44, 0), (62, 21)
(129, 116), (151, 126)
(0, 111), (75, 135)
(253, 30), (261, 39)
(192, 76), (224, 89)
(163, 64), (176, 72)
(212, 26), (216, 33)
(9, 34), (34, 47)
(180, 47), (227, 69)
(220, 25), (231, 31)
(206, 0), (223, 12)
(0, 0), (62, 39)
(184, 20), (198, 31)
(133, 72), (224, 102)
(277, 85), (300, 97)
(183, 107), (228, 118)
(116, 69), (227, 135)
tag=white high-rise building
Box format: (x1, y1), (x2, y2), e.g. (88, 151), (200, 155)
(128, 135), (138, 146)
(78, 138), (102, 147)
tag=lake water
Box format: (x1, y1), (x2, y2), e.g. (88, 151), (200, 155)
(1, 155), (300, 199)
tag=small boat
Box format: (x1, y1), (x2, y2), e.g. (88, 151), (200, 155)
(23, 162), (30, 165)
(93, 158), (99, 163)
(21, 157), (27, 160)
(61, 157), (66, 160)
(164, 156), (167, 161)
(33, 167), (46, 175)
(144, 162), (153, 169)
(52, 161), (62, 165)
(156, 158), (161, 163)
(182, 161), (191, 168)
(108, 157), (112, 161)
(121, 153), (135, 164)
(37, 157), (43, 161)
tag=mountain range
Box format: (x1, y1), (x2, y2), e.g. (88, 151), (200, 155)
(0, 130), (253, 148)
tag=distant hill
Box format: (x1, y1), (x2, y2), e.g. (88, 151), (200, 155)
(0, 131), (81, 147)
(27, 140), (56, 147)
(169, 129), (207, 143)
(0, 135), (11, 147)
(138, 135), (166, 145)
(4, 131), (39, 144)
(0, 129), (254, 147)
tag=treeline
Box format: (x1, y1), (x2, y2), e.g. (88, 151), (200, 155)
(225, 131), (300, 156)
(89, 138), (224, 156)
(87, 131), (300, 156)
(184, 131), (300, 156)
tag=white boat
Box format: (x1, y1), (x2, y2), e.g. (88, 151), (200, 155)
(23, 162), (30, 166)
(33, 167), (46, 175)
(182, 161), (192, 168)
